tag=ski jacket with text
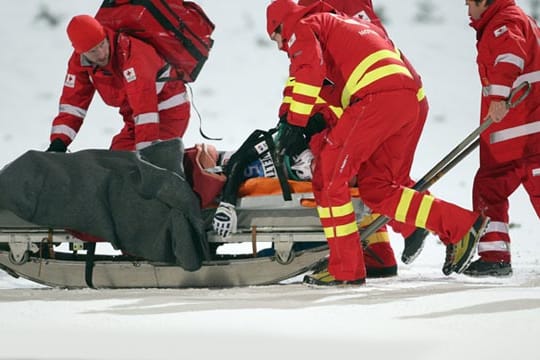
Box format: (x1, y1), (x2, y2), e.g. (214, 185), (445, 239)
(51, 28), (189, 150)
(278, 11), (417, 127)
(471, 0), (540, 163)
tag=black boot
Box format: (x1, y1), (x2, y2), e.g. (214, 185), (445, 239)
(464, 259), (513, 277)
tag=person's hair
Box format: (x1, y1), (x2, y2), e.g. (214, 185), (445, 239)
(474, 0), (495, 5)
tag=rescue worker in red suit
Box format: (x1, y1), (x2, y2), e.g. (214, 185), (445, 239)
(292, 0), (430, 277)
(463, 0), (540, 277)
(266, 0), (489, 285)
(46, 14), (190, 153)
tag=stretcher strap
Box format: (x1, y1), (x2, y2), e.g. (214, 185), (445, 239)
(262, 129), (292, 201)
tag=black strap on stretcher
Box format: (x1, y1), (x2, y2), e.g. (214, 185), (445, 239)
(85, 242), (96, 289)
(261, 128), (292, 201)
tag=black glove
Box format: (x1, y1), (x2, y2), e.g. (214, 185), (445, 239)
(46, 138), (67, 153)
(305, 112), (327, 141)
(276, 121), (307, 157)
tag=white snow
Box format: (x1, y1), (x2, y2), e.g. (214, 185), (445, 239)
(1, 1), (539, 359)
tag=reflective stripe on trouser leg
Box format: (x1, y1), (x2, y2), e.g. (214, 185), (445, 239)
(359, 213), (390, 246)
(393, 187), (478, 245)
(317, 201), (366, 281)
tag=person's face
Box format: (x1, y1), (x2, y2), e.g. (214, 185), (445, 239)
(270, 25), (284, 50)
(83, 38), (110, 67)
(466, 0), (488, 20)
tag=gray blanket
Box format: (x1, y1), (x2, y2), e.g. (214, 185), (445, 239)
(0, 139), (209, 271)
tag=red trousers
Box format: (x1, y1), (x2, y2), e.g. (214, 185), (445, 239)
(473, 153), (540, 262)
(312, 89), (478, 281)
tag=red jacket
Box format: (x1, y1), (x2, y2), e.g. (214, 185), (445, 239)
(51, 28), (189, 150)
(276, 7), (417, 127)
(471, 0), (540, 163)
(298, 0), (385, 34)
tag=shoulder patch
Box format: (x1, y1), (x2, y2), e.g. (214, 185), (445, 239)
(64, 74), (76, 88)
(123, 67), (137, 82)
(493, 25), (508, 37)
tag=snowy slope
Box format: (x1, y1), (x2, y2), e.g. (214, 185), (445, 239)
(0, 1), (539, 359)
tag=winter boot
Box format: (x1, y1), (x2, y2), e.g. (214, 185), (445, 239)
(442, 216), (489, 275)
(364, 241), (397, 278)
(360, 214), (398, 278)
(401, 228), (429, 264)
(463, 258), (513, 277)
(303, 270), (366, 286)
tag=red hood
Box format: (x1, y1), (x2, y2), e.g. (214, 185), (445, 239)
(266, 0), (336, 50)
(469, 0), (515, 35)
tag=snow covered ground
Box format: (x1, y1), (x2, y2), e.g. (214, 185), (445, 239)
(1, 1), (539, 359)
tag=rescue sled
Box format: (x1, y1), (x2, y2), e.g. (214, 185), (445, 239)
(0, 178), (363, 289)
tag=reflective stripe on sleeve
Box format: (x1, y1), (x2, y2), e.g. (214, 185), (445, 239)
(494, 53), (525, 70)
(59, 104), (87, 118)
(51, 125), (77, 140)
(158, 92), (189, 111)
(135, 141), (155, 150)
(290, 101), (314, 116)
(490, 120), (540, 144)
(482, 84), (511, 97)
(134, 112), (159, 125)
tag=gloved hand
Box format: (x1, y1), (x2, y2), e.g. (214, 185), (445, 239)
(213, 202), (238, 238)
(276, 121), (307, 157)
(46, 138), (67, 153)
(305, 112), (327, 141)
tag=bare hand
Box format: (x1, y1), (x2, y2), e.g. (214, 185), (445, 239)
(486, 100), (508, 123)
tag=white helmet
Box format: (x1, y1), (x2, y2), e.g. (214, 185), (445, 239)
(289, 149), (314, 180)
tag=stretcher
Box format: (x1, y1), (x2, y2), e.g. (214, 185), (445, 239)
(0, 178), (366, 289)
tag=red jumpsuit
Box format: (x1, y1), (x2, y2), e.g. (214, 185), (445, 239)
(470, 0), (540, 263)
(51, 28), (190, 151)
(297, 0), (429, 242)
(271, 2), (479, 281)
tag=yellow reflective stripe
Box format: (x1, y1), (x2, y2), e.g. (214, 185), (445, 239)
(364, 230), (390, 245)
(359, 213), (381, 228)
(317, 202), (355, 219)
(336, 222), (359, 237)
(290, 101), (314, 115)
(282, 96), (292, 105)
(417, 87), (425, 101)
(285, 77), (295, 87)
(415, 195), (434, 228)
(349, 64), (412, 98)
(293, 82), (321, 97)
(342, 49), (402, 107)
(329, 105), (343, 118)
(395, 188), (414, 222)
(315, 96), (326, 104)
(322, 221), (359, 238)
(323, 226), (334, 238)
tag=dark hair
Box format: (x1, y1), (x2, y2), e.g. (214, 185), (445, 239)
(474, 0), (495, 5)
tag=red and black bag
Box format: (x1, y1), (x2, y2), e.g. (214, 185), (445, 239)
(96, 0), (215, 82)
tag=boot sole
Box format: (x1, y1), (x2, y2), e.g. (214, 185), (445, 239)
(454, 217), (490, 274)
